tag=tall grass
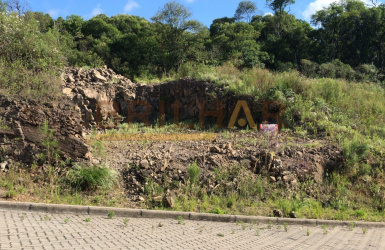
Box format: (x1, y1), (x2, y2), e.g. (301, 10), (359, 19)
(173, 64), (385, 158)
(64, 165), (116, 192)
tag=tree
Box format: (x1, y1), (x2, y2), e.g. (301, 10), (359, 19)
(0, 0), (6, 12)
(152, 1), (196, 30)
(151, 1), (202, 73)
(311, 1), (385, 70)
(234, 1), (257, 23)
(210, 20), (269, 67)
(4, 0), (28, 16)
(254, 13), (313, 69)
(64, 15), (84, 38)
(266, 0), (295, 15)
(24, 11), (54, 33)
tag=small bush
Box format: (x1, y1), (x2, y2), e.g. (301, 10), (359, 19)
(187, 162), (200, 186)
(64, 165), (116, 191)
(343, 138), (370, 166)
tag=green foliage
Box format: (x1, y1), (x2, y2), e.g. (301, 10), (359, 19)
(0, 11), (64, 99)
(144, 179), (164, 197)
(349, 222), (355, 231)
(39, 121), (60, 165)
(321, 224), (328, 235)
(234, 1), (257, 23)
(64, 165), (116, 192)
(342, 137), (371, 167)
(266, 0), (295, 15)
(107, 211), (115, 219)
(210, 207), (225, 214)
(177, 216), (185, 224)
(0, 1), (5, 12)
(187, 162), (200, 186)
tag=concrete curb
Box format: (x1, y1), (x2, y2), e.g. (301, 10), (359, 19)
(0, 201), (384, 228)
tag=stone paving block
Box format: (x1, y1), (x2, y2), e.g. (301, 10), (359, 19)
(0, 210), (385, 249)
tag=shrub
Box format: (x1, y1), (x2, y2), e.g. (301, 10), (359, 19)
(187, 162), (200, 186)
(64, 165), (116, 191)
(342, 137), (371, 166)
(0, 12), (65, 100)
(355, 64), (379, 82)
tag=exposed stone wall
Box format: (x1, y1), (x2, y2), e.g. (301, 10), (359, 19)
(61, 67), (271, 129)
(0, 95), (89, 165)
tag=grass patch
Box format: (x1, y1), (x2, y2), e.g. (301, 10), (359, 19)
(63, 165), (116, 192)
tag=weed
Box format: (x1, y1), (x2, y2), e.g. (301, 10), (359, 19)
(307, 228), (310, 236)
(5, 190), (16, 198)
(322, 225), (328, 235)
(241, 221), (247, 230)
(349, 222), (355, 231)
(362, 227), (368, 234)
(187, 162), (200, 186)
(123, 218), (130, 227)
(158, 222), (163, 227)
(107, 211), (115, 219)
(39, 121), (60, 165)
(217, 233), (224, 237)
(283, 223), (289, 232)
(40, 215), (51, 221)
(256, 229), (260, 236)
(250, 220), (255, 228)
(20, 213), (26, 221)
(210, 207), (224, 214)
(64, 218), (69, 224)
(177, 216), (185, 225)
(231, 230), (235, 234)
(268, 221), (273, 229)
(84, 218), (91, 223)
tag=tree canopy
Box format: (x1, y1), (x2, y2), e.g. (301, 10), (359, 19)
(1, 0), (384, 83)
(234, 1), (257, 23)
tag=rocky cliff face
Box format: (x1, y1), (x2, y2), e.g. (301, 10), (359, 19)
(0, 95), (89, 166)
(61, 67), (271, 129)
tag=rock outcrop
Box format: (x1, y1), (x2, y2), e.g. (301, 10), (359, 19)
(0, 95), (89, 165)
(61, 67), (281, 129)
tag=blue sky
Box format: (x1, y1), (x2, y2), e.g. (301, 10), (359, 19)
(27, 0), (378, 27)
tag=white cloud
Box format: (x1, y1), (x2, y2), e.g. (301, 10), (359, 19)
(302, 0), (373, 21)
(124, 0), (140, 13)
(264, 12), (273, 16)
(48, 9), (60, 18)
(91, 4), (103, 17)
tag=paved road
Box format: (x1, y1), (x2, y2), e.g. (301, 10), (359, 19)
(0, 210), (384, 250)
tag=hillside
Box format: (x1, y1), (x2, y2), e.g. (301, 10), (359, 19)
(0, 0), (385, 222)
(0, 65), (384, 222)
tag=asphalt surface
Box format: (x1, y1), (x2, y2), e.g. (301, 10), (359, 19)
(1, 208), (385, 250)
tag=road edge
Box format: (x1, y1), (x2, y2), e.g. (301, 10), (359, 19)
(0, 201), (384, 228)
